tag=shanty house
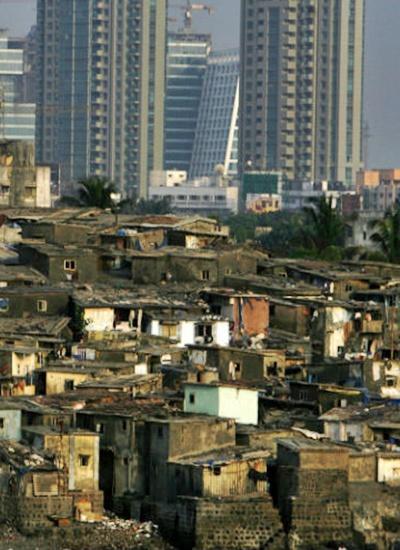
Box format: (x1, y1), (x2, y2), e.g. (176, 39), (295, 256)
(184, 382), (259, 425)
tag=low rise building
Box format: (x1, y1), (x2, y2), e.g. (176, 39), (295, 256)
(0, 440), (72, 532)
(149, 170), (239, 215)
(0, 141), (51, 208)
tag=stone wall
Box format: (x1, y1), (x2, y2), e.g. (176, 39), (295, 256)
(0, 494), (73, 533)
(350, 482), (400, 549)
(146, 495), (286, 550)
(278, 466), (354, 547)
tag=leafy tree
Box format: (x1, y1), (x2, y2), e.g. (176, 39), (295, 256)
(302, 196), (345, 257)
(369, 206), (400, 263)
(256, 211), (304, 256)
(134, 197), (172, 215)
(118, 196), (172, 215)
(225, 213), (260, 243)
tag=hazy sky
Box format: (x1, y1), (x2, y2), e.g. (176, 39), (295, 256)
(2, 0), (400, 169)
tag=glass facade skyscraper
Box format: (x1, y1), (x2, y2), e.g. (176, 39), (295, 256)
(0, 37), (35, 141)
(240, 0), (365, 185)
(165, 32), (211, 173)
(36, 0), (167, 196)
(190, 50), (240, 179)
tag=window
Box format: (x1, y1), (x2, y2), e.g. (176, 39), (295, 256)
(122, 419), (127, 431)
(189, 393), (195, 404)
(213, 466), (221, 476)
(157, 426), (163, 438)
(161, 322), (177, 339)
(123, 457), (129, 466)
(0, 418), (4, 430)
(64, 259), (76, 271)
(64, 380), (74, 391)
(37, 300), (47, 313)
(96, 423), (104, 434)
(0, 298), (9, 312)
(79, 455), (90, 467)
(201, 270), (210, 281)
(196, 324), (212, 339)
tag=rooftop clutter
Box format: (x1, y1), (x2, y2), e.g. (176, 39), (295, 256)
(0, 208), (399, 548)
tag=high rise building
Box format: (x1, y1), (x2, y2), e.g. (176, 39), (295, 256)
(190, 50), (240, 179)
(239, 0), (365, 186)
(0, 36), (35, 142)
(164, 32), (211, 173)
(35, 0), (167, 197)
(9, 26), (37, 104)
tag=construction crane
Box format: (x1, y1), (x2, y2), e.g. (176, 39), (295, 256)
(171, 1), (214, 31)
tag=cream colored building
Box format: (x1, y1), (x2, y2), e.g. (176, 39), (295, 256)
(240, 0), (365, 186)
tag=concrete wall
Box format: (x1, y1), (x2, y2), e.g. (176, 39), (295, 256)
(35, 166), (51, 207)
(0, 290), (70, 318)
(44, 433), (100, 492)
(76, 412), (147, 502)
(377, 454), (400, 483)
(349, 452), (376, 482)
(324, 306), (353, 358)
(324, 420), (368, 443)
(11, 351), (36, 377)
(184, 384), (258, 425)
(45, 371), (90, 394)
(148, 418), (235, 501)
(84, 307), (115, 332)
(184, 385), (219, 418)
(218, 386), (258, 425)
(213, 321), (230, 347)
(270, 301), (310, 337)
(48, 254), (99, 283)
(0, 409), (21, 440)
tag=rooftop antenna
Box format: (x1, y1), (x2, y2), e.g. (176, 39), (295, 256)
(171, 1), (214, 32)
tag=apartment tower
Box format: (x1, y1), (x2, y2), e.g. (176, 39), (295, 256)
(240, 0), (365, 185)
(36, 0), (167, 197)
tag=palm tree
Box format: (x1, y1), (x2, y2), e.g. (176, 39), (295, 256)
(302, 196), (344, 257)
(369, 206), (400, 263)
(60, 176), (117, 209)
(77, 176), (117, 208)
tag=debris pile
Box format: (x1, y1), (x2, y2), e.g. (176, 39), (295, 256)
(0, 520), (173, 550)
